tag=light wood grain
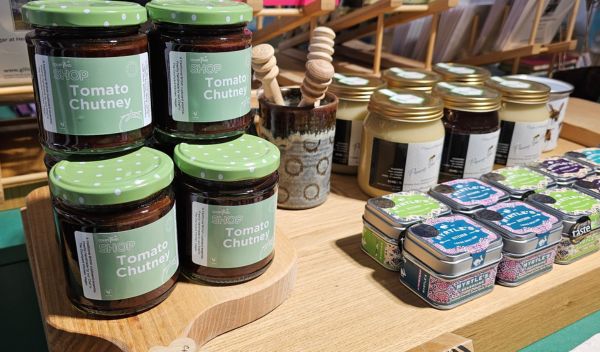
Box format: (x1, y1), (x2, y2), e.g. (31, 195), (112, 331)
(561, 97), (600, 147)
(21, 187), (297, 352)
(196, 139), (600, 352)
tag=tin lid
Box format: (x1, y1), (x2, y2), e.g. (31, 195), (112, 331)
(434, 82), (502, 112)
(532, 157), (593, 183)
(22, 0), (147, 27)
(574, 175), (600, 197)
(365, 191), (451, 236)
(508, 75), (574, 95)
(566, 148), (600, 169)
(432, 63), (490, 84)
(174, 135), (280, 182)
(368, 88), (443, 122)
(406, 214), (502, 266)
(429, 178), (508, 213)
(476, 201), (560, 242)
(482, 166), (555, 197)
(329, 73), (385, 102)
(528, 188), (600, 219)
(383, 67), (441, 91)
(485, 77), (550, 104)
(146, 0), (253, 25)
(49, 147), (174, 206)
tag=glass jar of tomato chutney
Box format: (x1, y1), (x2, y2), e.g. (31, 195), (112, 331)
(23, 0), (152, 156)
(146, 0), (253, 143)
(49, 147), (179, 317)
(174, 135), (280, 284)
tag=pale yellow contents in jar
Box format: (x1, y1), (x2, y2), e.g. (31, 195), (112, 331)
(333, 99), (370, 175)
(497, 102), (549, 166)
(358, 112), (445, 197)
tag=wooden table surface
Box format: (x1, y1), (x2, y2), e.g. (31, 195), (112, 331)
(200, 136), (600, 352)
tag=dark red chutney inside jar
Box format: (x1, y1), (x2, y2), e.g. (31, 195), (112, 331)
(173, 135), (280, 284)
(23, 1), (152, 156)
(146, 0), (254, 143)
(49, 147), (179, 317)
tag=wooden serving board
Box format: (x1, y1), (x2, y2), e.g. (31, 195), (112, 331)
(20, 187), (297, 352)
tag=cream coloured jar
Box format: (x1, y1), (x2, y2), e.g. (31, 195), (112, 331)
(330, 74), (385, 175)
(358, 89), (445, 197)
(486, 77), (551, 166)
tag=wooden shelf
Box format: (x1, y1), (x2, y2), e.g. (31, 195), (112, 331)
(197, 137), (600, 352)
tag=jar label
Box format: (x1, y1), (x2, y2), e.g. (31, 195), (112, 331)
(74, 206), (178, 301)
(168, 48), (251, 123)
(543, 97), (568, 151)
(34, 53), (152, 136)
(191, 194), (276, 268)
(494, 167), (551, 192)
(440, 130), (499, 179)
(369, 137), (443, 192)
(436, 63), (475, 75)
(495, 120), (547, 166)
(333, 119), (362, 166)
(390, 67), (426, 79)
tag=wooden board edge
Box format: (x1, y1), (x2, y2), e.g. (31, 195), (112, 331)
(453, 266), (600, 352)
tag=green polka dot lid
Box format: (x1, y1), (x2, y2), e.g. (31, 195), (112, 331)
(174, 135), (280, 182)
(146, 0), (253, 26)
(49, 147), (174, 206)
(22, 0), (147, 28)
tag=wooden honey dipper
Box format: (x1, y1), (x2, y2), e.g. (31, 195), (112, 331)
(308, 27), (336, 62)
(298, 59), (335, 107)
(252, 44), (284, 105)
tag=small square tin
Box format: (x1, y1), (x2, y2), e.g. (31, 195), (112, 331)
(526, 188), (600, 240)
(495, 245), (558, 286)
(404, 214), (503, 276)
(429, 178), (509, 214)
(361, 219), (402, 271)
(474, 201), (562, 256)
(530, 156), (594, 186)
(399, 251), (499, 309)
(565, 148), (600, 173)
(555, 229), (600, 264)
(574, 175), (600, 199)
(364, 191), (451, 240)
(481, 166), (556, 200)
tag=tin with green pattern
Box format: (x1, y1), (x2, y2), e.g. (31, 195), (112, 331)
(481, 166), (556, 200)
(361, 220), (402, 271)
(49, 147), (179, 317)
(364, 191), (451, 240)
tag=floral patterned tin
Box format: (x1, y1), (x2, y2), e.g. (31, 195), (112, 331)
(404, 214), (503, 276)
(363, 191), (451, 240)
(399, 251), (498, 310)
(474, 201), (562, 286)
(565, 148), (600, 173)
(429, 178), (509, 214)
(531, 156), (593, 186)
(361, 220), (402, 271)
(574, 175), (600, 198)
(481, 166), (556, 200)
(527, 188), (600, 264)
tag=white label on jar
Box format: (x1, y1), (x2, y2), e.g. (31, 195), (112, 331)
(333, 119), (363, 166)
(369, 137), (443, 192)
(334, 73), (369, 86)
(544, 97), (569, 151)
(464, 130), (500, 177)
(436, 63), (475, 74)
(438, 82), (483, 96)
(390, 67), (426, 79)
(191, 195), (276, 268)
(74, 206), (178, 301)
(492, 76), (531, 88)
(496, 120), (548, 166)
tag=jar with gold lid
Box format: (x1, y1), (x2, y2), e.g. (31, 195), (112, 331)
(485, 77), (551, 166)
(358, 88), (445, 197)
(434, 82), (501, 181)
(330, 73), (385, 175)
(382, 67), (441, 92)
(433, 63), (490, 85)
